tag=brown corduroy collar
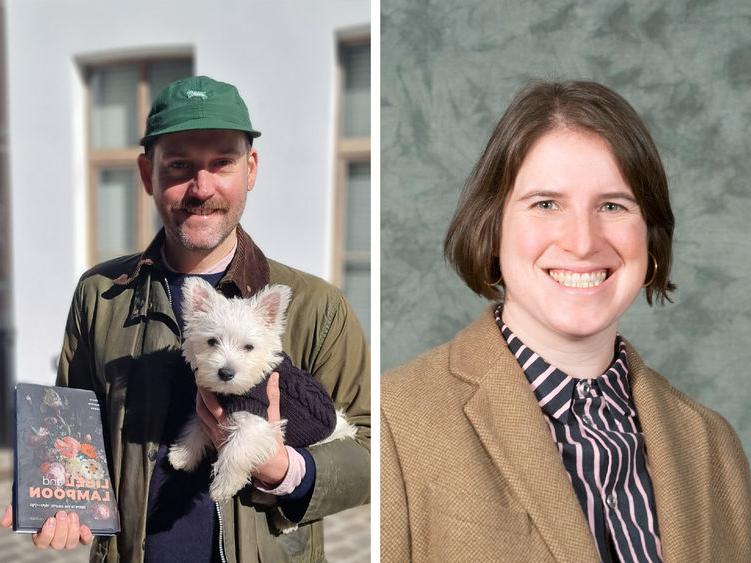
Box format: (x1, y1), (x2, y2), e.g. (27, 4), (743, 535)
(113, 225), (270, 298)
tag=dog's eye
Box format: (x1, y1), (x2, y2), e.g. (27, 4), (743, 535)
(207, 338), (219, 347)
(244, 344), (254, 352)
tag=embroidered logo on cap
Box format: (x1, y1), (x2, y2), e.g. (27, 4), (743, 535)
(185, 90), (208, 100)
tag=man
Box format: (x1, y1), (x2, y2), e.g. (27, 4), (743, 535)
(2, 76), (370, 561)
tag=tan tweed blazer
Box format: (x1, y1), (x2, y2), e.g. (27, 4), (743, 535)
(381, 307), (751, 562)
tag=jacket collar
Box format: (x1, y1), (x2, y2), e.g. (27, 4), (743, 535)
(449, 305), (713, 562)
(114, 225), (270, 327)
(219, 224), (270, 298)
(449, 306), (600, 562)
(496, 305), (632, 423)
(113, 225), (270, 298)
(625, 345), (713, 561)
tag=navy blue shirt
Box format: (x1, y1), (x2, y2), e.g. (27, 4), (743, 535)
(145, 271), (224, 563)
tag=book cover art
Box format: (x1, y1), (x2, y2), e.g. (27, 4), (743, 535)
(12, 383), (120, 535)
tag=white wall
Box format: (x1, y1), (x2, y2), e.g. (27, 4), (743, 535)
(5, 0), (369, 383)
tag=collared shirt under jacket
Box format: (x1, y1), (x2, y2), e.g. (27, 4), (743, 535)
(496, 305), (662, 563)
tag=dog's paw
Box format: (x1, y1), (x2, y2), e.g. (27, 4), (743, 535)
(209, 471), (247, 502)
(168, 443), (200, 472)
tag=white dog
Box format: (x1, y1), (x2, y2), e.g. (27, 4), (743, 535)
(168, 277), (355, 501)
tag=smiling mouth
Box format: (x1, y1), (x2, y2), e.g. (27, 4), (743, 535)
(183, 208), (219, 216)
(548, 269), (609, 288)
(176, 205), (229, 218)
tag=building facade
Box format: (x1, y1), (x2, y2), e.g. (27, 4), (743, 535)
(2, 0), (371, 441)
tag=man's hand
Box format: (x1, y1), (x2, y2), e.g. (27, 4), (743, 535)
(1, 504), (93, 549)
(196, 373), (289, 487)
(252, 372), (289, 487)
(196, 386), (229, 450)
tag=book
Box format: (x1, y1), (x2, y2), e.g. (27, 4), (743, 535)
(12, 383), (120, 535)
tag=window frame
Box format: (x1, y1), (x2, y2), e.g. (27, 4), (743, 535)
(332, 35), (371, 288)
(84, 56), (192, 265)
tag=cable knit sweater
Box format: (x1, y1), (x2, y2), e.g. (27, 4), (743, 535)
(216, 353), (337, 446)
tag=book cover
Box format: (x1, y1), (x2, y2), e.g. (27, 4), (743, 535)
(12, 383), (120, 535)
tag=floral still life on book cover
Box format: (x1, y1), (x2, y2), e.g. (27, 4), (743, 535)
(13, 383), (120, 535)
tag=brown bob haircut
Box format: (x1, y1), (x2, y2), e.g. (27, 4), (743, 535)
(444, 80), (676, 306)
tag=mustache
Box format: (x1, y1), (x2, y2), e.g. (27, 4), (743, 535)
(172, 198), (229, 213)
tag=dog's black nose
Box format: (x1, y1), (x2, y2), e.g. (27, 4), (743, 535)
(218, 368), (235, 381)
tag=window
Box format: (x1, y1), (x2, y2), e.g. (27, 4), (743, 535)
(334, 39), (370, 340)
(86, 58), (193, 264)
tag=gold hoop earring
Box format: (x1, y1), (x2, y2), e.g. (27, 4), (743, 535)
(485, 257), (503, 287)
(643, 252), (658, 288)
(483, 260), (503, 287)
(485, 273), (503, 287)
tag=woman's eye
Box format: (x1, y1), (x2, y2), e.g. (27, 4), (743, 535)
(601, 202), (625, 212)
(534, 200), (558, 211)
(207, 338), (219, 347)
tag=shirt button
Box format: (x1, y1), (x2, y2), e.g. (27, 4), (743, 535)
(582, 415), (594, 427)
(578, 380), (591, 396)
(606, 493), (617, 509)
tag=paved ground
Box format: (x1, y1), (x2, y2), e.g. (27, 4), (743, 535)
(0, 449), (369, 563)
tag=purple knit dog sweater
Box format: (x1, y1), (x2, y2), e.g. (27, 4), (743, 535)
(216, 353), (337, 447)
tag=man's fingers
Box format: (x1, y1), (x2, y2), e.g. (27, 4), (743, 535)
(196, 392), (226, 449)
(29, 512), (89, 550)
(1, 504), (12, 528)
(79, 524), (93, 545)
(197, 388), (223, 422)
(49, 511), (69, 550)
(195, 391), (215, 429)
(266, 372), (281, 423)
(31, 518), (53, 548)
(32, 515), (56, 548)
(64, 512), (79, 550)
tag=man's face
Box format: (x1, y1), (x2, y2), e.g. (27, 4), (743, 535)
(138, 129), (258, 252)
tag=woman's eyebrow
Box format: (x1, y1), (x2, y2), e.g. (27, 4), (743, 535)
(518, 190), (564, 201)
(601, 191), (637, 203)
(517, 190), (637, 202)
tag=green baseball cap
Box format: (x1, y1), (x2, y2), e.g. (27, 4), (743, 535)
(140, 75), (261, 145)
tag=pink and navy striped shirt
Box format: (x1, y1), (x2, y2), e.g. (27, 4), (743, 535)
(495, 305), (663, 563)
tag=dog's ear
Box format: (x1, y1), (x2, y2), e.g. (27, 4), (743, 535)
(253, 284), (292, 331)
(182, 277), (218, 316)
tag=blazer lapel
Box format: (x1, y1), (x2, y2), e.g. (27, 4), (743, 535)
(450, 308), (600, 563)
(627, 345), (713, 563)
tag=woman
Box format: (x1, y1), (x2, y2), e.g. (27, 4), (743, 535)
(381, 81), (751, 563)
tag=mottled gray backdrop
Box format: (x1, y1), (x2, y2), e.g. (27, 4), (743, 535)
(381, 0), (751, 457)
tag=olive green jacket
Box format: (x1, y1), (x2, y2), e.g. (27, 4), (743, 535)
(56, 227), (370, 563)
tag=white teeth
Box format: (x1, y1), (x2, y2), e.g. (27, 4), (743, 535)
(549, 270), (607, 288)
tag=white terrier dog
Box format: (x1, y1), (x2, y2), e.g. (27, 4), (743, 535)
(168, 277), (356, 501)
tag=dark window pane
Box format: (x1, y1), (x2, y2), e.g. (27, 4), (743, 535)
(344, 261), (370, 342)
(96, 168), (136, 262)
(90, 66), (138, 149)
(341, 43), (370, 138)
(345, 162), (370, 252)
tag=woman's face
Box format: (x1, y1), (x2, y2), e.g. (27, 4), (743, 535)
(500, 127), (648, 341)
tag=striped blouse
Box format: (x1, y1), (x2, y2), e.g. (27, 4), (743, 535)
(494, 305), (663, 563)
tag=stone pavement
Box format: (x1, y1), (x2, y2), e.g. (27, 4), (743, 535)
(0, 449), (369, 563)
